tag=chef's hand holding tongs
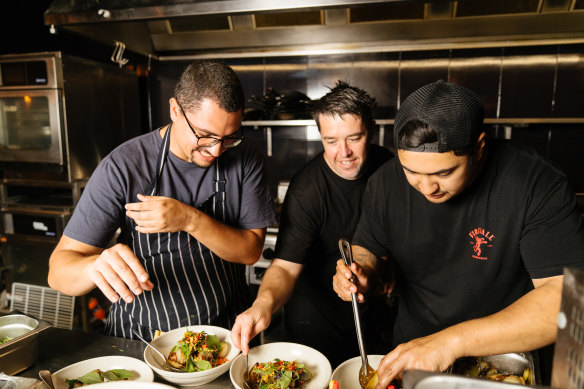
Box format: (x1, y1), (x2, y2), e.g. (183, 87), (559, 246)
(333, 243), (393, 304)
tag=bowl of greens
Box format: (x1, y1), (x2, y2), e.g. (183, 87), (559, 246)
(144, 325), (240, 386)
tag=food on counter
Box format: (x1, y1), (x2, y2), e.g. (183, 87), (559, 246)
(0, 336), (13, 344)
(465, 359), (530, 385)
(247, 359), (312, 389)
(166, 329), (229, 372)
(65, 369), (134, 388)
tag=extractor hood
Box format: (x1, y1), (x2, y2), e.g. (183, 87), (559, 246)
(44, 0), (584, 60)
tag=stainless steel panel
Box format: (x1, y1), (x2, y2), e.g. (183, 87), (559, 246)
(499, 55), (556, 118)
(552, 267), (584, 389)
(553, 53), (584, 118)
(0, 313), (50, 376)
(449, 53), (502, 119)
(60, 54), (141, 182)
(404, 369), (550, 389)
(0, 53), (61, 90)
(399, 53), (450, 107)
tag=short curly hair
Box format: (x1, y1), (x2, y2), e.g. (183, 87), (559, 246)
(174, 60), (244, 113)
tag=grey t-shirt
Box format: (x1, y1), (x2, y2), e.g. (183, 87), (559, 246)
(64, 129), (276, 338)
(65, 129), (276, 247)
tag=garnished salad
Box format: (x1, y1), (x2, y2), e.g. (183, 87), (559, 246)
(248, 359), (312, 389)
(167, 330), (229, 372)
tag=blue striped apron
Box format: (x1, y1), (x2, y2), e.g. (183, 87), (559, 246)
(104, 124), (250, 340)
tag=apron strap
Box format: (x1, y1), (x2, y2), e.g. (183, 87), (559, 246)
(147, 123), (172, 196)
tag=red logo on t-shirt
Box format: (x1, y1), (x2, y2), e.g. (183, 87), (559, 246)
(468, 227), (495, 260)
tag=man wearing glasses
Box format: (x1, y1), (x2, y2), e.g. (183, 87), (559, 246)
(48, 61), (276, 340)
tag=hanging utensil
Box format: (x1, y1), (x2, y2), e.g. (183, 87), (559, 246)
(338, 238), (376, 389)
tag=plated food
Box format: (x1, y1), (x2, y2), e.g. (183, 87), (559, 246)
(462, 357), (531, 385)
(52, 356), (154, 389)
(230, 342), (332, 389)
(65, 368), (133, 388)
(246, 358), (312, 389)
(166, 329), (229, 372)
(144, 325), (240, 387)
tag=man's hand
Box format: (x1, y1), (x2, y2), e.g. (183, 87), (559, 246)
(230, 303), (273, 355)
(125, 194), (193, 233)
(375, 332), (459, 389)
(332, 259), (371, 303)
(86, 243), (154, 303)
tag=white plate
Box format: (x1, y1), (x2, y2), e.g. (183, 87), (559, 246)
(52, 355), (154, 389)
(331, 355), (385, 389)
(230, 342), (332, 389)
(89, 382), (175, 388)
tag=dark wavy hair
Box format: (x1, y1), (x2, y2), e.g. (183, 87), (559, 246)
(397, 119), (476, 156)
(311, 80), (376, 132)
(174, 60), (244, 113)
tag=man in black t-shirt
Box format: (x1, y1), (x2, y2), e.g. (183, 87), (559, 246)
(333, 80), (584, 388)
(231, 81), (394, 367)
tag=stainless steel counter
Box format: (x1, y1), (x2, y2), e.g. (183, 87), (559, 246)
(17, 326), (234, 388)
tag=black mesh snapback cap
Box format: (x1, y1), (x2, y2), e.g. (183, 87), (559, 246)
(393, 80), (485, 153)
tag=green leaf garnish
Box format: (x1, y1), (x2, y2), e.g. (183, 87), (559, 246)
(195, 360), (213, 371)
(77, 370), (104, 385)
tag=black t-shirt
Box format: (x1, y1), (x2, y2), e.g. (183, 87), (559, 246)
(353, 139), (584, 346)
(275, 144), (393, 363)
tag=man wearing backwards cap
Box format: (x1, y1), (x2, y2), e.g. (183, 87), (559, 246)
(333, 80), (584, 388)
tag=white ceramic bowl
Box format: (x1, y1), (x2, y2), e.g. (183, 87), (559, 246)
(230, 342), (332, 389)
(51, 355), (154, 389)
(143, 325), (240, 386)
(331, 355), (385, 389)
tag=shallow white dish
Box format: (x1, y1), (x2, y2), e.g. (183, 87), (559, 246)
(230, 342), (332, 389)
(331, 355), (384, 389)
(90, 382), (175, 388)
(51, 355), (154, 389)
(144, 325), (239, 386)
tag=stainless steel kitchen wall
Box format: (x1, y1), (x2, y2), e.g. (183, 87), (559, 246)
(147, 44), (584, 196)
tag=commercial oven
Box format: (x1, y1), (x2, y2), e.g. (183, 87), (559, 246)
(0, 51), (140, 182)
(0, 51), (141, 292)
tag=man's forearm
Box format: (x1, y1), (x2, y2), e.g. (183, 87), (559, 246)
(184, 206), (265, 265)
(48, 249), (98, 296)
(253, 260), (301, 314)
(443, 275), (562, 359)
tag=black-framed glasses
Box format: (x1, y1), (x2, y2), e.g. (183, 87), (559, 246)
(177, 101), (243, 148)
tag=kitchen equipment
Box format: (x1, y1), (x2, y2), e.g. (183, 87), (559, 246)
(0, 313), (51, 375)
(39, 369), (55, 389)
(131, 329), (182, 373)
(403, 369), (552, 389)
(450, 352), (537, 385)
(338, 238), (376, 388)
(551, 267), (584, 389)
(0, 51), (140, 180)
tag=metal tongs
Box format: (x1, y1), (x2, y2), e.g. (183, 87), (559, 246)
(338, 238), (376, 389)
